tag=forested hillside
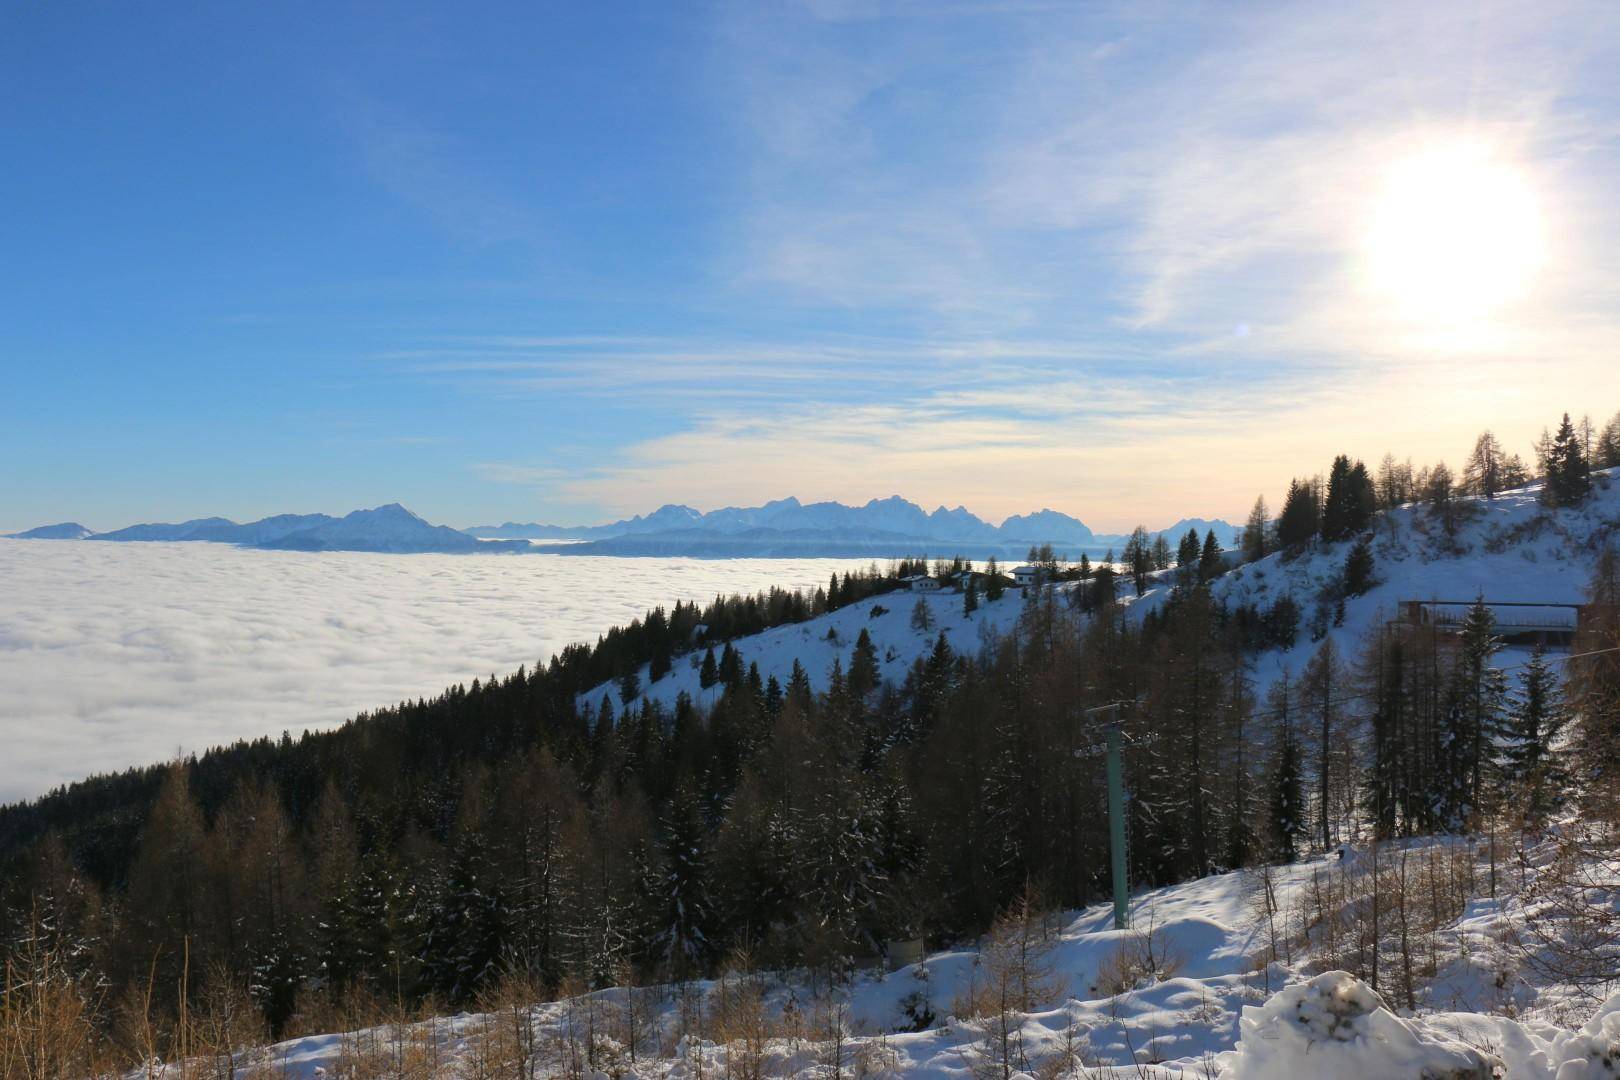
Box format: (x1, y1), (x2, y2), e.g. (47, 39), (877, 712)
(2, 410), (1618, 1075)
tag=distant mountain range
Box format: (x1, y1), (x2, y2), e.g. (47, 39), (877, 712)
(7, 505), (510, 554)
(6, 497), (1237, 558)
(466, 496), (1239, 557)
(5, 522), (95, 540)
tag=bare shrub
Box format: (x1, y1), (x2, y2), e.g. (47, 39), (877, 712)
(0, 914), (114, 1079)
(192, 960), (265, 1079)
(1094, 910), (1182, 998)
(960, 887), (1064, 1080)
(708, 949), (772, 1080)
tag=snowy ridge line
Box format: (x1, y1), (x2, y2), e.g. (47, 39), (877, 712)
(582, 472), (1620, 716)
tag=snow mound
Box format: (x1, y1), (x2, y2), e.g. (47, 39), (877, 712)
(1547, 993), (1620, 1079)
(1221, 971), (1499, 1079)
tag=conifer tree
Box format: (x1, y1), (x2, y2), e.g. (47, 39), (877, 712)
(1275, 479), (1320, 548)
(1321, 455), (1358, 541)
(1241, 497), (1269, 562)
(1451, 600), (1510, 828)
(1123, 527), (1153, 596)
(421, 830), (505, 1004)
(910, 596), (933, 632)
(1599, 411), (1620, 469)
(985, 556), (1004, 601)
(1363, 625), (1431, 840)
(121, 763), (209, 992)
(848, 629), (880, 701)
(700, 647), (718, 690)
(1300, 639), (1348, 852)
(1464, 430), (1506, 498)
(1427, 461), (1457, 534)
(1198, 530), (1222, 581)
(963, 576), (979, 616)
(1176, 528), (1201, 574)
(1571, 547), (1620, 818)
(1151, 533), (1173, 572)
(1343, 536), (1375, 597)
(1501, 646), (1569, 821)
(1266, 677), (1306, 863)
(651, 785), (714, 980)
(1543, 412), (1593, 506)
(1376, 454), (1414, 509)
(719, 642), (744, 687)
(1348, 459), (1377, 528)
(1090, 561), (1118, 612)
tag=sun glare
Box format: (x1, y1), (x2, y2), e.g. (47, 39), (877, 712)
(1361, 141), (1545, 330)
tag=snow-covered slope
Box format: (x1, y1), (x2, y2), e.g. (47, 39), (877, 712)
(184, 835), (1620, 1077)
(583, 583), (1031, 713)
(588, 473), (1618, 715)
(1130, 471), (1620, 698)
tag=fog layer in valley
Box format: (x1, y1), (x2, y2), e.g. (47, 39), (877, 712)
(0, 540), (865, 802)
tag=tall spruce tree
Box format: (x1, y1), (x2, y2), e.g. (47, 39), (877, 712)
(1199, 529), (1223, 581)
(651, 784), (714, 979)
(1450, 600), (1510, 828)
(1321, 455), (1358, 541)
(1343, 536), (1375, 596)
(1177, 528), (1201, 572)
(1266, 676), (1306, 863)
(1276, 479), (1320, 548)
(1543, 412), (1593, 507)
(1501, 646), (1569, 822)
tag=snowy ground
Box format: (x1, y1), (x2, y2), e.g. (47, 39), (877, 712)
(583, 581), (1032, 715)
(1135, 471), (1620, 702)
(186, 832), (1618, 1078)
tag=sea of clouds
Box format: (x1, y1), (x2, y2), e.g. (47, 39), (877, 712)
(0, 540), (868, 803)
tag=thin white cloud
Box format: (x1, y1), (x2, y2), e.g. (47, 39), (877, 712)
(336, 97), (539, 246)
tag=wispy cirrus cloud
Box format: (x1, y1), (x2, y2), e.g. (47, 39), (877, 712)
(382, 1), (1620, 529)
(714, 0), (1620, 361)
(336, 97), (541, 247)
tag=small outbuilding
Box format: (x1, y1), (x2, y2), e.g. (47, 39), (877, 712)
(1012, 565), (1042, 588)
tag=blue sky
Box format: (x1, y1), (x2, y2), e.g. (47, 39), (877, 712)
(4, 1), (1618, 534)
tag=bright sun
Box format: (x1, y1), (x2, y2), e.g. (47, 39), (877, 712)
(1361, 141), (1545, 328)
